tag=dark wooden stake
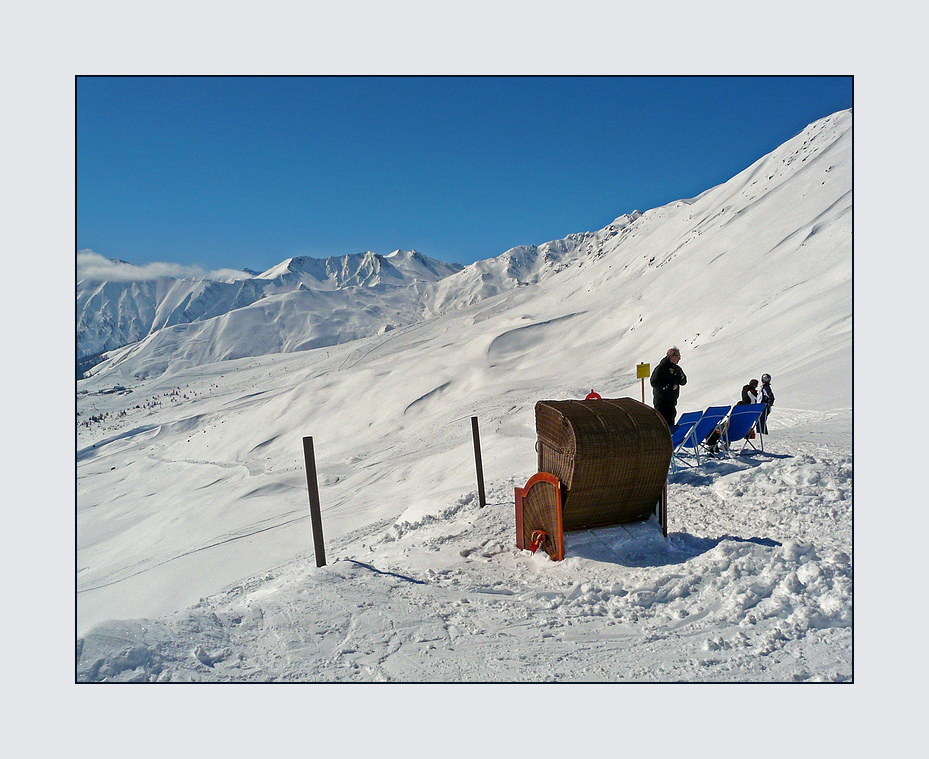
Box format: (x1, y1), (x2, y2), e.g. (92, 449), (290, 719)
(471, 416), (487, 508)
(659, 482), (668, 538)
(302, 436), (327, 567)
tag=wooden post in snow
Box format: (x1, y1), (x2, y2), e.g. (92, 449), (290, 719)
(302, 436), (327, 567)
(471, 416), (487, 508)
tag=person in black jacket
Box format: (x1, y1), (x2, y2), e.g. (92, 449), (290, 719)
(759, 373), (775, 434)
(650, 347), (687, 430)
(740, 379), (761, 405)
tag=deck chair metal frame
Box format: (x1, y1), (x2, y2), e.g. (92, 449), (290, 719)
(669, 410), (704, 472)
(722, 403), (766, 456)
(678, 405), (731, 467)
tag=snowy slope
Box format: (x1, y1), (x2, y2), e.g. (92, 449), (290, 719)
(76, 109), (852, 682)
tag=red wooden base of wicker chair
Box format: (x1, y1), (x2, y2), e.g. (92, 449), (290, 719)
(516, 473), (668, 560)
(515, 472), (565, 561)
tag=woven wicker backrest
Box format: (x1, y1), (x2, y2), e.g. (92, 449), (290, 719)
(535, 398), (672, 530)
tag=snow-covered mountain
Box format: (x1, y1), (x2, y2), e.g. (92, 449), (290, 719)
(254, 249), (462, 291)
(81, 109), (851, 385)
(422, 226), (623, 314)
(76, 276), (268, 360)
(76, 249), (463, 366)
(76, 109), (852, 683)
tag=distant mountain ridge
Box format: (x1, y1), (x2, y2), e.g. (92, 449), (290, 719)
(76, 250), (463, 365)
(255, 250), (462, 290)
(425, 213), (644, 314)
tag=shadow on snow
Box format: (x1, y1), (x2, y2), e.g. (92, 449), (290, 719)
(668, 449), (791, 486)
(565, 525), (781, 568)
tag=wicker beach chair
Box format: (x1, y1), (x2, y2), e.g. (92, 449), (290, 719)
(515, 398), (672, 561)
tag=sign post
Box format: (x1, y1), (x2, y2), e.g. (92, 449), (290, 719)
(636, 362), (650, 405)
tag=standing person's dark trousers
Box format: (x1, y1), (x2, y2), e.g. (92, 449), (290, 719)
(655, 400), (677, 430)
(650, 348), (687, 431)
(759, 376), (774, 434)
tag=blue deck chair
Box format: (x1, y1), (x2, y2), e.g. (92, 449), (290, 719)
(678, 405), (731, 466)
(722, 403), (766, 456)
(670, 410), (704, 471)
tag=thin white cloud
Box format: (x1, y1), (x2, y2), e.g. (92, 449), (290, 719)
(76, 250), (253, 283)
(207, 268), (258, 283)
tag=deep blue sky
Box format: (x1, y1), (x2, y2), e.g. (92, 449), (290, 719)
(76, 76), (852, 270)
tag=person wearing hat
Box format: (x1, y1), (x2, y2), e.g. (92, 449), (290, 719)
(740, 378), (761, 405)
(759, 373), (775, 434)
(650, 347), (687, 430)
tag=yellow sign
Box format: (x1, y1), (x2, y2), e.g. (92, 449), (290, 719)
(636, 362), (650, 379)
